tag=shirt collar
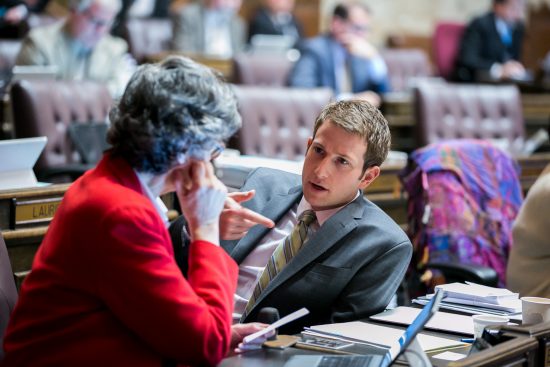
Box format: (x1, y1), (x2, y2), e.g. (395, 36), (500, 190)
(134, 169), (169, 226)
(297, 190), (360, 226)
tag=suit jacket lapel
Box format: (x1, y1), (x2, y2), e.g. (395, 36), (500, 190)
(252, 195), (366, 310)
(350, 56), (366, 93)
(323, 35), (337, 91)
(230, 185), (302, 264)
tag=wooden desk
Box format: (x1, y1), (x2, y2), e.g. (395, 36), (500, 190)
(381, 93), (417, 152)
(219, 325), (540, 367)
(517, 153), (550, 192)
(145, 51), (234, 80)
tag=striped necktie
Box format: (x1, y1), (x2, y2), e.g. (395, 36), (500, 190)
(241, 209), (317, 321)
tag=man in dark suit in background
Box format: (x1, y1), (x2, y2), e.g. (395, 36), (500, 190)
(111, 0), (171, 38)
(170, 100), (412, 334)
(288, 2), (389, 107)
(454, 0), (527, 82)
(248, 0), (302, 46)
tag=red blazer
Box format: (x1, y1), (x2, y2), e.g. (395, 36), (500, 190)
(3, 153), (238, 366)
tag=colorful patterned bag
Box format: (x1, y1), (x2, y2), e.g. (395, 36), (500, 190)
(400, 140), (523, 291)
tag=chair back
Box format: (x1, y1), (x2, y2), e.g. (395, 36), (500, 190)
(124, 18), (173, 63)
(380, 48), (432, 92)
(232, 86), (333, 160)
(10, 80), (112, 179)
(414, 82), (524, 152)
(433, 22), (466, 79)
(0, 230), (17, 361)
(232, 53), (295, 86)
(67, 122), (110, 165)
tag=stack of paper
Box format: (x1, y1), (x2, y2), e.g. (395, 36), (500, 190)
(370, 307), (475, 335)
(418, 282), (522, 315)
(304, 321), (465, 353)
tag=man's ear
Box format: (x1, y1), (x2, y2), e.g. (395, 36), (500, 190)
(358, 166), (380, 190)
(305, 137), (313, 155)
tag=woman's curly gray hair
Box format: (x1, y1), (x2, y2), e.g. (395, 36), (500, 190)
(107, 56), (241, 174)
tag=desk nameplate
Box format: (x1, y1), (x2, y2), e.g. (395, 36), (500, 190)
(11, 197), (62, 229)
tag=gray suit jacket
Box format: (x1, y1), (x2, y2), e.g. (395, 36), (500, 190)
(223, 168), (412, 333)
(171, 2), (245, 55)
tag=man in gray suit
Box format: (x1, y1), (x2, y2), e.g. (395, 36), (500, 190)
(171, 0), (246, 57)
(171, 100), (412, 334)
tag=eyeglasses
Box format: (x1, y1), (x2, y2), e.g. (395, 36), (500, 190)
(210, 143), (224, 161)
(347, 23), (370, 34)
(176, 142), (225, 165)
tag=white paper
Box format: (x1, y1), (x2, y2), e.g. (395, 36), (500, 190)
(435, 282), (519, 305)
(306, 321), (465, 352)
(243, 308), (309, 344)
(432, 351), (467, 361)
(370, 307), (475, 335)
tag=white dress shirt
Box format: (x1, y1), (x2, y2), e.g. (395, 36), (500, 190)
(135, 170), (169, 227)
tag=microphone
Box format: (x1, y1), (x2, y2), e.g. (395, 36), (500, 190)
(256, 307), (280, 340)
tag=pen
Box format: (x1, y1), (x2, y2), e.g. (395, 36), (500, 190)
(461, 338), (475, 343)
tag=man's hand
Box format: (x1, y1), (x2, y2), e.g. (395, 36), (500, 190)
(340, 33), (379, 60)
(220, 190), (275, 240)
(501, 60), (526, 80)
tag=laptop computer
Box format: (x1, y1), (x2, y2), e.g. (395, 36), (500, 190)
(249, 34), (296, 54)
(11, 65), (58, 82)
(284, 290), (445, 367)
(0, 136), (47, 191)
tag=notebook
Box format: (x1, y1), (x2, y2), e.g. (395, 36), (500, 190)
(284, 290), (445, 367)
(0, 136), (47, 190)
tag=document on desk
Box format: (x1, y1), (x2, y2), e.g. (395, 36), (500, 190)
(306, 321), (465, 352)
(435, 282), (519, 305)
(370, 307), (474, 336)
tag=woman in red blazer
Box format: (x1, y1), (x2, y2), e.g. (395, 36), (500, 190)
(3, 56), (247, 366)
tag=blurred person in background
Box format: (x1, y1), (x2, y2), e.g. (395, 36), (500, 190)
(111, 0), (172, 37)
(288, 1), (389, 107)
(15, 0), (135, 97)
(248, 0), (302, 46)
(454, 0), (527, 82)
(507, 163), (550, 298)
(172, 0), (245, 58)
(0, 0), (50, 37)
(3, 55), (266, 366)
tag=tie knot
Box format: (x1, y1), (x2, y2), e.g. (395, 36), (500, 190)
(298, 210), (316, 226)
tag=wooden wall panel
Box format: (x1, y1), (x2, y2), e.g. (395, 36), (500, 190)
(522, 4), (550, 72)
